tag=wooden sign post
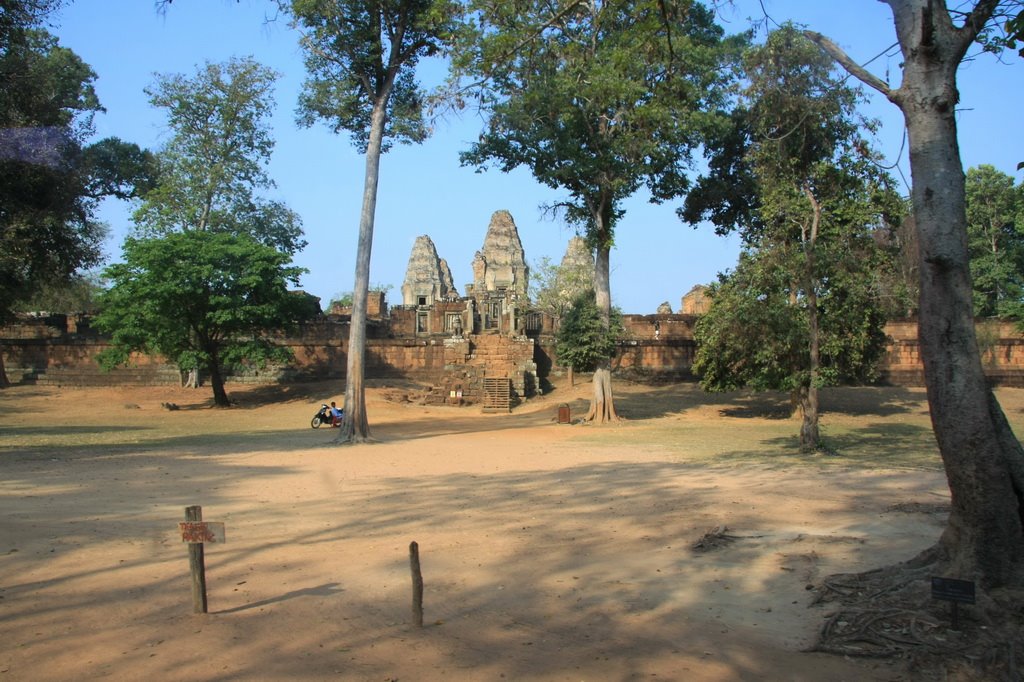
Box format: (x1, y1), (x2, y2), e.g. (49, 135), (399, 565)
(179, 505), (225, 614)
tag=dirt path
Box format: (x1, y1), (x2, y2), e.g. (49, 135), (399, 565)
(0, 380), (977, 680)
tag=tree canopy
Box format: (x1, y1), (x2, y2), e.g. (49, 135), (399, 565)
(965, 164), (1024, 318)
(686, 25), (902, 451)
(0, 2), (153, 386)
(96, 232), (307, 406)
(529, 237), (595, 332)
(97, 57), (307, 406)
(457, 0), (741, 422)
(133, 56), (304, 255)
(555, 290), (623, 375)
(288, 0), (462, 442)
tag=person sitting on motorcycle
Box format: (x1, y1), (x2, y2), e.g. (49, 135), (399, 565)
(329, 401), (344, 426)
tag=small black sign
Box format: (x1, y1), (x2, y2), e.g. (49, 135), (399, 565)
(931, 576), (976, 604)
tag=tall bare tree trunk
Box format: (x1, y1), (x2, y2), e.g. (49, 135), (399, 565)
(336, 98), (387, 444)
(809, 0), (1024, 588)
(584, 233), (618, 424)
(800, 188), (822, 453)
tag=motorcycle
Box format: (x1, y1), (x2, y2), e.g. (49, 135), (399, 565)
(311, 403), (343, 429)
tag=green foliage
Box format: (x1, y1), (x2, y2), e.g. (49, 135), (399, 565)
(133, 57), (305, 255)
(96, 57), (309, 404)
(529, 249), (594, 328)
(329, 291), (354, 309)
(687, 25), (899, 397)
(964, 164), (1024, 318)
(555, 291), (623, 373)
(13, 270), (105, 314)
(289, 0), (462, 153)
(0, 13), (152, 323)
(287, 0), (463, 437)
(95, 232), (309, 402)
(458, 0), (741, 245)
(329, 282), (392, 310)
(694, 249), (889, 393)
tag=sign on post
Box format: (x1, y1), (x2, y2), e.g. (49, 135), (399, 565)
(931, 576), (975, 604)
(179, 521), (226, 544)
(931, 576), (975, 630)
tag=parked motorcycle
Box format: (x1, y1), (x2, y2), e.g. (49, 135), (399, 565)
(311, 403), (343, 429)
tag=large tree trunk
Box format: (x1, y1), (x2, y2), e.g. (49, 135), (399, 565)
(809, 0), (1024, 589)
(897, 45), (1024, 586)
(797, 385), (819, 453)
(207, 353), (230, 407)
(584, 236), (618, 424)
(335, 98), (387, 444)
(0, 342), (10, 388)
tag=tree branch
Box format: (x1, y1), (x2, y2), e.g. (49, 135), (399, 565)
(953, 0), (1002, 62)
(803, 30), (893, 99)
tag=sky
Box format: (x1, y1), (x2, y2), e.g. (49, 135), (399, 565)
(52, 0), (1024, 314)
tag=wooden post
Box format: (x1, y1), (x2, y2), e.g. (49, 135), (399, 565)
(409, 541), (423, 628)
(186, 505), (208, 614)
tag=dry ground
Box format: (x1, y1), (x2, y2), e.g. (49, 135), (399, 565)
(3, 378), (1021, 681)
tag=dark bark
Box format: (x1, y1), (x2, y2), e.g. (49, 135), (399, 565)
(205, 364), (228, 405)
(798, 385), (819, 453)
(207, 356), (229, 407)
(800, 188), (822, 453)
(0, 342), (10, 388)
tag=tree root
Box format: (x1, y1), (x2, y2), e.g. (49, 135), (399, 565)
(809, 560), (1024, 679)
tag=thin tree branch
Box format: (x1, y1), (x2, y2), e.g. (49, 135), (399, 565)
(803, 30), (893, 99)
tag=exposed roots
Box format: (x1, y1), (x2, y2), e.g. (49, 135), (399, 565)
(809, 560), (1024, 679)
(692, 525), (740, 552)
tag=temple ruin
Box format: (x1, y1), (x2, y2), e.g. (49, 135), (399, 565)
(395, 210), (537, 409)
(7, 209), (1002, 407)
(400, 235), (458, 307)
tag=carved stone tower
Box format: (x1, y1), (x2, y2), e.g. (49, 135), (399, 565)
(401, 235), (458, 307)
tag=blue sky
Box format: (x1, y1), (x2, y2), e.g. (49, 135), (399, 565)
(54, 0), (1023, 313)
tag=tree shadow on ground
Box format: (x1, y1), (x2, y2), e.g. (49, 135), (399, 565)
(0, 455), (932, 680)
(712, 421), (940, 469)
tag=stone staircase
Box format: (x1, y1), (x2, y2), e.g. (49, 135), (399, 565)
(481, 377), (511, 413)
(422, 333), (537, 410)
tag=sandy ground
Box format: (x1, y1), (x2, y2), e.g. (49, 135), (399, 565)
(0, 378), (987, 681)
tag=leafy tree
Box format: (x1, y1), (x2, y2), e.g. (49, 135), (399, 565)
(287, 0), (462, 443)
(96, 232), (307, 406)
(328, 283), (393, 312)
(97, 58), (307, 405)
(457, 0), (740, 423)
(555, 290), (623, 387)
(133, 57), (304, 255)
(329, 292), (355, 310)
(965, 164), (1024, 318)
(529, 237), (594, 332)
(13, 270), (105, 314)
(0, 3), (153, 386)
(806, 0), (1024, 604)
(685, 25), (902, 451)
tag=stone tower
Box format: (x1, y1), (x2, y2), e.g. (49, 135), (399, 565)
(401, 235), (458, 306)
(470, 210), (528, 299)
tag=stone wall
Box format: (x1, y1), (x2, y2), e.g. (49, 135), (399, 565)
(6, 313), (1024, 388)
